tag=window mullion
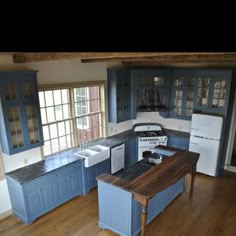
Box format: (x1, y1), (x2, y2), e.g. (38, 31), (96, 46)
(70, 88), (78, 146)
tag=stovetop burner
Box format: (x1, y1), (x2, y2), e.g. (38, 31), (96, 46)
(136, 130), (166, 137)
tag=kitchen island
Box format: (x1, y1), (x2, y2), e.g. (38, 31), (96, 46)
(96, 145), (199, 236)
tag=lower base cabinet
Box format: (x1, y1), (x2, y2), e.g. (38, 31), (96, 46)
(167, 136), (190, 150)
(81, 158), (111, 195)
(6, 161), (83, 224)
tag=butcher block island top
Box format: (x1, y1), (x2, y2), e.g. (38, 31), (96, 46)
(96, 145), (199, 236)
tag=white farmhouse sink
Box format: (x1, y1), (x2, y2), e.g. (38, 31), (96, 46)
(74, 145), (110, 167)
(89, 145), (109, 152)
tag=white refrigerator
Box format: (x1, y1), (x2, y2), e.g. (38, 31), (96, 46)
(189, 113), (223, 176)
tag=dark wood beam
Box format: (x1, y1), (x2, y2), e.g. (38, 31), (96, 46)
(12, 52), (236, 64)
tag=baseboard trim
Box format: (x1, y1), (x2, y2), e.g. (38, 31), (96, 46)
(0, 210), (12, 220)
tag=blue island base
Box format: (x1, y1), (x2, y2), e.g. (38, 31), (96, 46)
(97, 178), (184, 236)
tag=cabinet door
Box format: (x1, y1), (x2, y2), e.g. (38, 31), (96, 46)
(133, 69), (170, 114)
(195, 77), (210, 109)
(0, 71), (44, 155)
(167, 136), (189, 150)
(108, 69), (132, 123)
(83, 158), (110, 194)
(209, 78), (229, 111)
(171, 74), (194, 120)
(125, 137), (138, 167)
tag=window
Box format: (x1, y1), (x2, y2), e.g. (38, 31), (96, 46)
(39, 83), (105, 156)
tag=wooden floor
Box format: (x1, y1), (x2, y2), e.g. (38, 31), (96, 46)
(1, 172), (236, 236)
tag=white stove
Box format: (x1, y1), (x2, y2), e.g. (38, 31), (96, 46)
(133, 123), (168, 161)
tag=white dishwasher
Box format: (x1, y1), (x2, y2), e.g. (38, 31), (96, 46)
(111, 143), (125, 174)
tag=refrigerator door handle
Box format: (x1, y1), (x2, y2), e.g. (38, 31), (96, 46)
(190, 142), (198, 145)
(191, 128), (199, 130)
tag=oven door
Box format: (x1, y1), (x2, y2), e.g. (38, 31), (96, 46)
(138, 146), (156, 161)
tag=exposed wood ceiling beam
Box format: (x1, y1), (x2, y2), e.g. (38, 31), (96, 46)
(12, 52), (236, 65)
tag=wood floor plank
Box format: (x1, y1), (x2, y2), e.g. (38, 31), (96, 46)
(0, 173), (236, 236)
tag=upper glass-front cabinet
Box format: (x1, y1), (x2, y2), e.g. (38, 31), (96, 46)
(131, 69), (170, 115)
(171, 72), (194, 120)
(0, 71), (44, 155)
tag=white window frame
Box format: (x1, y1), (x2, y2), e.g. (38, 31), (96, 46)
(38, 81), (106, 157)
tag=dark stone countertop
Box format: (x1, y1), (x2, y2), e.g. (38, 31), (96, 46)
(5, 128), (188, 184)
(5, 130), (136, 184)
(164, 128), (190, 138)
(5, 147), (81, 184)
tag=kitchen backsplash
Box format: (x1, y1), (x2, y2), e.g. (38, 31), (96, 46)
(107, 112), (191, 137)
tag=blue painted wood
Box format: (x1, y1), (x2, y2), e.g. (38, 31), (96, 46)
(81, 158), (110, 195)
(98, 181), (133, 236)
(0, 70), (44, 155)
(6, 160), (83, 224)
(168, 136), (190, 150)
(130, 68), (170, 118)
(125, 137), (138, 168)
(107, 69), (134, 123)
(97, 178), (184, 236)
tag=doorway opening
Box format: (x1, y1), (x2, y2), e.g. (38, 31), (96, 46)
(225, 90), (236, 172)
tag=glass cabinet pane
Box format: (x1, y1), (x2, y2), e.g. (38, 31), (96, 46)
(196, 77), (210, 107)
(211, 79), (227, 108)
(4, 84), (18, 101)
(25, 105), (40, 144)
(22, 83), (35, 99)
(7, 107), (24, 148)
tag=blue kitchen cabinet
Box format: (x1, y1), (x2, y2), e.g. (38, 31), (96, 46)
(81, 158), (111, 194)
(6, 160), (83, 224)
(0, 70), (44, 155)
(107, 69), (136, 123)
(125, 137), (138, 167)
(194, 70), (231, 113)
(167, 135), (189, 150)
(131, 68), (171, 117)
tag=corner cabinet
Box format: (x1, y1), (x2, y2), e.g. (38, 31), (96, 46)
(107, 69), (136, 123)
(0, 70), (44, 155)
(131, 69), (170, 117)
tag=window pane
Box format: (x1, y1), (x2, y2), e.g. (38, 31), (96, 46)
(55, 105), (63, 120)
(63, 104), (70, 119)
(53, 90), (62, 105)
(90, 99), (99, 112)
(46, 107), (55, 123)
(65, 120), (72, 134)
(45, 91), (54, 106)
(43, 126), (50, 140)
(49, 124), (58, 138)
(51, 139), (59, 153)
(39, 91), (45, 107)
(61, 89), (69, 104)
(59, 136), (66, 150)
(40, 108), (47, 124)
(66, 134), (73, 147)
(43, 141), (51, 156)
(58, 122), (65, 136)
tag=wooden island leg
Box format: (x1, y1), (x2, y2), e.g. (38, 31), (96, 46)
(140, 199), (148, 236)
(190, 164), (196, 197)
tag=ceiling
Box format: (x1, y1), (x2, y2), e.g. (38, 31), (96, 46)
(3, 52), (236, 68)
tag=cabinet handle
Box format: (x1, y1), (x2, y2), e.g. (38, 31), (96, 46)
(190, 142), (198, 145)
